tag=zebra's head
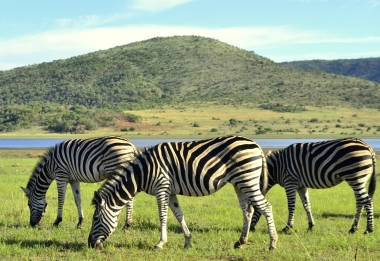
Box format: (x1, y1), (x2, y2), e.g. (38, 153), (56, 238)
(22, 148), (55, 227)
(88, 191), (122, 249)
(21, 187), (48, 227)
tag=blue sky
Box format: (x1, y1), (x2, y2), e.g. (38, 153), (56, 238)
(1, 0), (379, 71)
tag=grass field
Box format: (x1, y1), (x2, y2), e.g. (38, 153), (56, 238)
(0, 104), (380, 139)
(0, 149), (379, 260)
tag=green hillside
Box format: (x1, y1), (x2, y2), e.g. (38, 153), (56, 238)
(0, 36), (379, 133)
(280, 57), (380, 83)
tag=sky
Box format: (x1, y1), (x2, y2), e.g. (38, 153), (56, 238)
(1, 0), (379, 71)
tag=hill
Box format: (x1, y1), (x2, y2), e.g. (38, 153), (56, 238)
(280, 57), (380, 83)
(0, 36), (379, 133)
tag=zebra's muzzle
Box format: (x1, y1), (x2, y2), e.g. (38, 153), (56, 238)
(88, 234), (103, 249)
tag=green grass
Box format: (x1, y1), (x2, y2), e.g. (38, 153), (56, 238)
(1, 150), (380, 260)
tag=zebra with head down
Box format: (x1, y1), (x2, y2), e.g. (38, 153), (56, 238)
(88, 135), (278, 250)
(22, 136), (140, 228)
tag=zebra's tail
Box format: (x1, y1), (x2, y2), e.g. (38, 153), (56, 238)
(260, 150), (269, 196)
(368, 148), (377, 199)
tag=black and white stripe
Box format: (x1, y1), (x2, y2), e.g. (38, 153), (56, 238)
(250, 137), (377, 234)
(88, 135), (278, 250)
(22, 136), (140, 228)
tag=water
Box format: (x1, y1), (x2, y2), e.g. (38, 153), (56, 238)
(0, 138), (379, 153)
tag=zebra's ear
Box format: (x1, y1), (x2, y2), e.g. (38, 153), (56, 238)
(21, 187), (31, 196)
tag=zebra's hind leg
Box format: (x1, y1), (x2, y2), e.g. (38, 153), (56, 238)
(364, 200), (374, 234)
(297, 187), (315, 232)
(250, 208), (261, 231)
(349, 196), (374, 234)
(349, 205), (364, 233)
(123, 198), (134, 230)
(233, 187), (254, 249)
(243, 188), (277, 250)
(169, 195), (192, 248)
(255, 200), (278, 250)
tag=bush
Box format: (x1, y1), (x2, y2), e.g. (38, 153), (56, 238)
(123, 112), (141, 123)
(310, 118), (319, 123)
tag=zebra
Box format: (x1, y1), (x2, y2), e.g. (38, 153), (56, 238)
(88, 135), (278, 250)
(21, 136), (140, 228)
(250, 137), (377, 234)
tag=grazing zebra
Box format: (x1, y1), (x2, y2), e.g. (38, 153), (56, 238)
(21, 136), (140, 228)
(250, 137), (377, 234)
(88, 135), (278, 250)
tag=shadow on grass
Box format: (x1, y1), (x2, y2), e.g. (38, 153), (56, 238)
(131, 219), (242, 234)
(4, 238), (86, 251)
(321, 212), (380, 219)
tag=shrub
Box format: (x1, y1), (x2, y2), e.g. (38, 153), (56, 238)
(310, 118), (318, 123)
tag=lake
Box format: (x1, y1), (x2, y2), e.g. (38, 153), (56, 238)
(0, 138), (380, 154)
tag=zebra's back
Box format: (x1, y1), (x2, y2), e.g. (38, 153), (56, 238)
(137, 135), (266, 196)
(279, 137), (375, 188)
(53, 136), (140, 182)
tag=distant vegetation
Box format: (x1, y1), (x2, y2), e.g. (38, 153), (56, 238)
(0, 36), (379, 133)
(280, 57), (380, 83)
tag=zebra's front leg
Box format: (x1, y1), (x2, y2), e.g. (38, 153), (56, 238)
(233, 187), (254, 249)
(70, 181), (84, 228)
(169, 195), (192, 248)
(155, 191), (170, 249)
(297, 187), (315, 231)
(283, 183), (298, 233)
(54, 180), (69, 227)
(123, 198), (134, 230)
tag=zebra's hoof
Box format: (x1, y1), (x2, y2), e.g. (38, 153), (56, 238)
(250, 226), (256, 232)
(269, 245), (277, 251)
(76, 217), (84, 228)
(184, 243), (193, 248)
(123, 223), (132, 231)
(282, 226), (292, 234)
(234, 241), (242, 249)
(349, 227), (357, 234)
(154, 245), (163, 250)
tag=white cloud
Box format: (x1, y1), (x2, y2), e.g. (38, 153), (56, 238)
(130, 0), (194, 12)
(1, 25), (379, 70)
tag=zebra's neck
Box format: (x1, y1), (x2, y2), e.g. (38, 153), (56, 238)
(102, 163), (142, 208)
(26, 149), (55, 195)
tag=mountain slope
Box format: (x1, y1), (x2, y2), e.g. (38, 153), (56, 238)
(280, 58), (380, 83)
(1, 36), (379, 110)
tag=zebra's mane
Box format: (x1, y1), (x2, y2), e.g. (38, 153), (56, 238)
(265, 149), (282, 157)
(25, 147), (54, 192)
